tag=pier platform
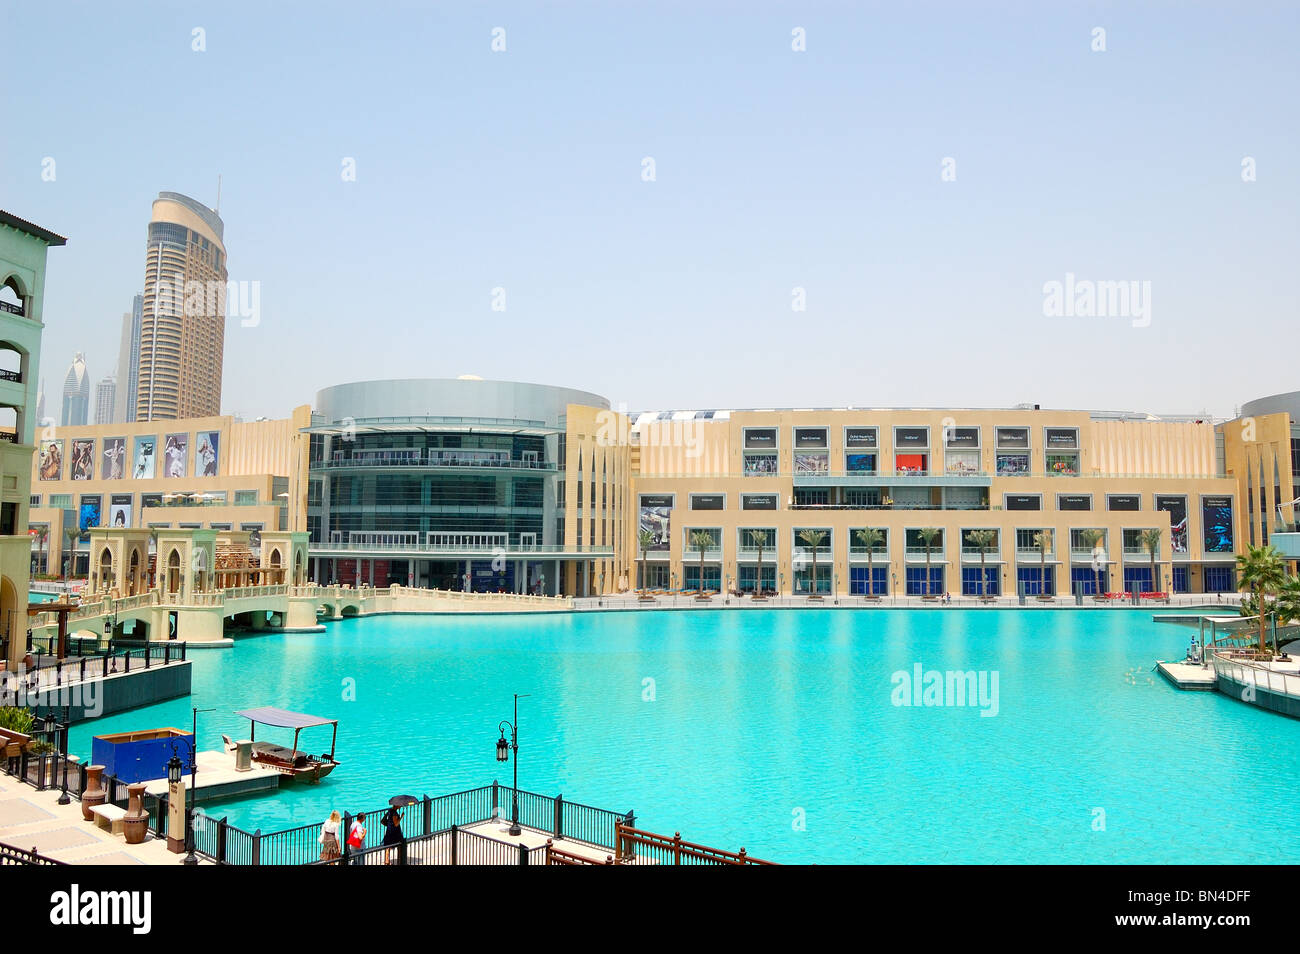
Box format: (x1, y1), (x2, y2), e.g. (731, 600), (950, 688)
(141, 749), (280, 803)
(1156, 660), (1218, 691)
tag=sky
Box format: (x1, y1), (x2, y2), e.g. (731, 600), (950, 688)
(3, 1), (1297, 424)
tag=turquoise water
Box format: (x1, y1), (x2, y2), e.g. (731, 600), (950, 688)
(67, 609), (1300, 863)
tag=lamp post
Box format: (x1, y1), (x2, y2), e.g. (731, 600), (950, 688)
(495, 693), (530, 836)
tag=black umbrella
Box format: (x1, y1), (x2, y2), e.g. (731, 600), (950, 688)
(389, 795), (418, 807)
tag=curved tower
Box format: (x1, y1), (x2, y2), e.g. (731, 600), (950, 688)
(136, 192), (227, 421)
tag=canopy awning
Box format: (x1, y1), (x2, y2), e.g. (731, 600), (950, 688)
(236, 707), (337, 729)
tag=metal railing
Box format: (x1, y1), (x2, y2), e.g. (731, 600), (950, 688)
(0, 841), (66, 865)
(7, 643), (187, 692)
(190, 782), (631, 865)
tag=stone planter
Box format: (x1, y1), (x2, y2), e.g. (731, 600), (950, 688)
(81, 764), (106, 821)
(122, 783), (149, 845)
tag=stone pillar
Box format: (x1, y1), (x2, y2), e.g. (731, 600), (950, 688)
(167, 776), (186, 853)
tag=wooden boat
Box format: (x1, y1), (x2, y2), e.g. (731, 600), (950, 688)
(225, 707), (339, 783)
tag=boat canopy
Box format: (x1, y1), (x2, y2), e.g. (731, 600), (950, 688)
(236, 707), (337, 729)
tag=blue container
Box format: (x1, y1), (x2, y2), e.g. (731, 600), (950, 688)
(90, 728), (194, 784)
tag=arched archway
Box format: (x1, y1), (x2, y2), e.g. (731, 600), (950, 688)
(166, 549), (181, 595)
(294, 550), (304, 586)
(0, 575), (18, 663)
(268, 547), (283, 585)
(192, 548), (208, 592)
(129, 548), (141, 595)
(99, 546), (114, 593)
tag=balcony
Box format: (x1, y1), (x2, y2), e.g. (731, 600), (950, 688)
(905, 546), (946, 561)
(848, 545), (888, 560)
(317, 452), (554, 472)
(1272, 532), (1300, 559)
(794, 471), (991, 489)
(961, 546), (1002, 562)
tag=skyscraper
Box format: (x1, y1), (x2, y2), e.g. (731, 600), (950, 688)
(61, 352), (89, 426)
(136, 192), (227, 421)
(94, 375), (116, 425)
(114, 293), (142, 423)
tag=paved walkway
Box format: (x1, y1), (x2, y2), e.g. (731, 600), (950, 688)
(0, 773), (206, 865)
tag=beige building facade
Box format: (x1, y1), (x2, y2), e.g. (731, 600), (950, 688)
(564, 404), (1245, 598)
(30, 406), (310, 580)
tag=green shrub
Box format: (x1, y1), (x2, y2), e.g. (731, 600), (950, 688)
(0, 707), (35, 735)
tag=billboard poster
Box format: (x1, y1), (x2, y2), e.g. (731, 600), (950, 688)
(195, 431), (220, 477)
(38, 439), (63, 480)
(1155, 495), (1188, 553)
(845, 453), (876, 473)
(70, 439), (95, 480)
(638, 494), (672, 551)
(794, 453), (828, 474)
(845, 427), (877, 449)
(1202, 496), (1234, 553)
(164, 433), (188, 478)
(743, 454), (778, 475)
(133, 436), (156, 479)
(794, 428), (827, 448)
(78, 495), (102, 532)
(109, 493), (132, 528)
(101, 437), (126, 480)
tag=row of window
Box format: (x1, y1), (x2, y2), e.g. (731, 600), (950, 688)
(742, 425), (1077, 451)
(637, 563), (1237, 594)
(33, 490), (262, 511)
(651, 526), (1175, 557)
(646, 491), (1222, 515)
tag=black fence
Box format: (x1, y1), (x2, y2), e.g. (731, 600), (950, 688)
(6, 642), (187, 703)
(191, 781), (633, 866)
(0, 841), (66, 865)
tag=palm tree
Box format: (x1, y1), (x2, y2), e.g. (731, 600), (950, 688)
(637, 529), (655, 598)
(747, 529), (770, 600)
(1079, 529), (1105, 597)
(855, 528), (885, 599)
(690, 530), (714, 598)
(798, 529), (828, 599)
(917, 528), (942, 597)
(1032, 530), (1052, 598)
(965, 530), (997, 599)
(62, 527), (80, 580)
(1138, 528), (1163, 596)
(1272, 575), (1300, 656)
(34, 525), (49, 577)
(1236, 544), (1287, 653)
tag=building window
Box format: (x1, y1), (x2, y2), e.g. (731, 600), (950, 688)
(1004, 494), (1041, 511)
(905, 566), (944, 596)
(1172, 566), (1189, 593)
(1107, 494), (1140, 511)
(1058, 494), (1091, 511)
(235, 490), (258, 505)
(29, 495), (40, 507)
(849, 566), (887, 595)
(961, 566), (999, 596)
(738, 563), (776, 595)
(1203, 566), (1235, 592)
(50, 494), (72, 509)
(741, 494), (778, 510)
(1017, 565), (1055, 595)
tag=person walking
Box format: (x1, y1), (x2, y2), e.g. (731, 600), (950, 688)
(346, 812), (367, 865)
(381, 806), (404, 864)
(318, 810), (342, 863)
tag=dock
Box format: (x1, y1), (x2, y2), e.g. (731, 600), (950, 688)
(141, 749), (281, 804)
(1156, 660), (1218, 691)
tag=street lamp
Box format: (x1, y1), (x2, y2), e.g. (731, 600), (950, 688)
(495, 693), (530, 837)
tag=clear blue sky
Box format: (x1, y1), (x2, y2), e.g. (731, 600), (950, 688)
(5, 1), (1297, 422)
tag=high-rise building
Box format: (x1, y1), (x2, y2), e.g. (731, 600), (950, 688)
(94, 375), (116, 425)
(136, 192), (227, 422)
(114, 293), (142, 423)
(61, 352), (89, 426)
(0, 208), (65, 669)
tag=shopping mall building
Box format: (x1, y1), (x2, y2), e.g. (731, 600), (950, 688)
(32, 377), (1300, 599)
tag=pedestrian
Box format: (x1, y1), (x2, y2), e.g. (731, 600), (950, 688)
(381, 806), (404, 864)
(318, 809), (342, 863)
(346, 812), (367, 864)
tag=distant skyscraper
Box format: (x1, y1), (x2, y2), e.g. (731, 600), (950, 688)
(94, 375), (116, 425)
(114, 293), (142, 423)
(61, 352), (89, 426)
(136, 192), (227, 421)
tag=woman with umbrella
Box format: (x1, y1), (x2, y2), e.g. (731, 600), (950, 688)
(382, 796), (414, 864)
